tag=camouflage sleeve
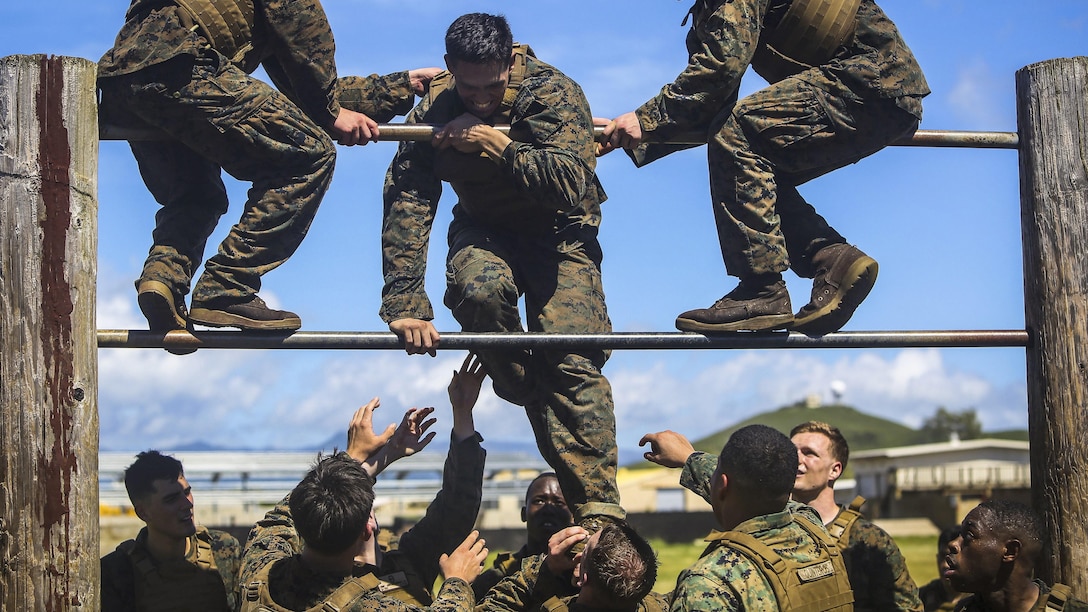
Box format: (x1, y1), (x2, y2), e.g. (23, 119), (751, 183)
(336, 71), (416, 122)
(669, 561), (744, 611)
(634, 0), (765, 142)
(261, 0), (340, 128)
(428, 577), (476, 612)
(380, 97), (443, 323)
(398, 434), (486, 591)
(846, 519), (922, 612)
(501, 69), (598, 214)
(679, 451), (717, 504)
(239, 496), (301, 587)
(476, 554), (574, 611)
(208, 529), (243, 607)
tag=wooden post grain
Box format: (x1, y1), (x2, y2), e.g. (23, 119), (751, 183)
(0, 55), (99, 610)
(1017, 56), (1088, 590)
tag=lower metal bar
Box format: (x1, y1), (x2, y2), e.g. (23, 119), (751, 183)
(96, 329), (1030, 351)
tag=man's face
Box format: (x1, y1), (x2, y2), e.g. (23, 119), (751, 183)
(136, 474), (196, 541)
(792, 432), (843, 499)
(574, 529), (603, 587)
(523, 477), (573, 544)
(944, 508), (1008, 593)
(447, 57), (513, 119)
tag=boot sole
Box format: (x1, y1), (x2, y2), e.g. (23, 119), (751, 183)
(675, 313), (794, 333)
(792, 257), (879, 336)
(137, 280), (187, 331)
(137, 280), (198, 355)
(189, 307), (301, 331)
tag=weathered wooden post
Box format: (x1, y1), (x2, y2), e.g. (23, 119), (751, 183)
(1017, 56), (1088, 590)
(0, 55), (99, 610)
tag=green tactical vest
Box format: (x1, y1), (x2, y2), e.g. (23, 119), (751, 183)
(707, 513), (855, 612)
(426, 44), (564, 231)
(122, 526), (232, 612)
(826, 495), (866, 550)
(240, 561), (382, 612)
(750, 0), (861, 83)
(138, 0), (261, 72)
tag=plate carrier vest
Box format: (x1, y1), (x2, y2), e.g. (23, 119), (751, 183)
(706, 513), (855, 612)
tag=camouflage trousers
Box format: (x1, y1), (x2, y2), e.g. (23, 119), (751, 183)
(443, 215), (624, 522)
(709, 75), (919, 278)
(98, 49), (335, 306)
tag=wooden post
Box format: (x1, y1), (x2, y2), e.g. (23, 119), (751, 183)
(1017, 56), (1088, 590)
(0, 55), (99, 610)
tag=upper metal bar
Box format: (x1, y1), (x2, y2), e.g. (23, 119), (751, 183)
(96, 329), (1030, 351)
(99, 122), (1019, 149)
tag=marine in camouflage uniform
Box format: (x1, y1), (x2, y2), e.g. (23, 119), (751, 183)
(673, 450), (850, 611)
(97, 0), (418, 332)
(382, 13), (624, 526)
(473, 472), (573, 601)
(100, 525), (241, 612)
(603, 0), (930, 335)
(239, 488), (474, 611)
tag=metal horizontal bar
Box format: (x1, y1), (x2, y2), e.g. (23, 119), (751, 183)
(97, 329), (1030, 351)
(99, 121), (1018, 149)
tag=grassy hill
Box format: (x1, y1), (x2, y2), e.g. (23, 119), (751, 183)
(627, 400), (1028, 469)
(689, 401), (924, 456)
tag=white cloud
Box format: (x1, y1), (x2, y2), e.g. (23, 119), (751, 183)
(609, 349), (1026, 451)
(947, 57), (1010, 129)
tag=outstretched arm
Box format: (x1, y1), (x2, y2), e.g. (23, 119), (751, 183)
(346, 397), (397, 463)
(449, 353), (486, 442)
(639, 430), (696, 468)
(363, 406), (438, 477)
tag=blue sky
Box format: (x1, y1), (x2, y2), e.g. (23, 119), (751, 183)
(3, 1), (1085, 459)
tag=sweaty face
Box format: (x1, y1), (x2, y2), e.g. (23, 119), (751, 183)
(944, 508), (1008, 594)
(792, 432), (842, 500)
(137, 475), (196, 541)
(524, 477), (573, 544)
(448, 58), (512, 119)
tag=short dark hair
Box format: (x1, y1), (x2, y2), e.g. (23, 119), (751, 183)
(123, 450), (184, 504)
(524, 472), (560, 505)
(445, 13), (513, 66)
(720, 424), (798, 500)
(790, 421), (850, 469)
(584, 523), (658, 608)
(975, 499), (1045, 565)
(289, 453), (376, 556)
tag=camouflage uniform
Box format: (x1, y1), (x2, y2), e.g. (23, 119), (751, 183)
(375, 433), (487, 605)
(100, 525), (241, 611)
(919, 577), (963, 612)
(239, 487), (475, 610)
(477, 553), (669, 612)
(381, 45), (623, 523)
(836, 510), (922, 611)
(97, 0), (415, 309)
(473, 547), (529, 601)
(672, 452), (846, 611)
(631, 0), (929, 279)
(954, 580), (1088, 612)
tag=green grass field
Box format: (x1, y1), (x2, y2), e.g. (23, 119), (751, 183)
(645, 534), (940, 594)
